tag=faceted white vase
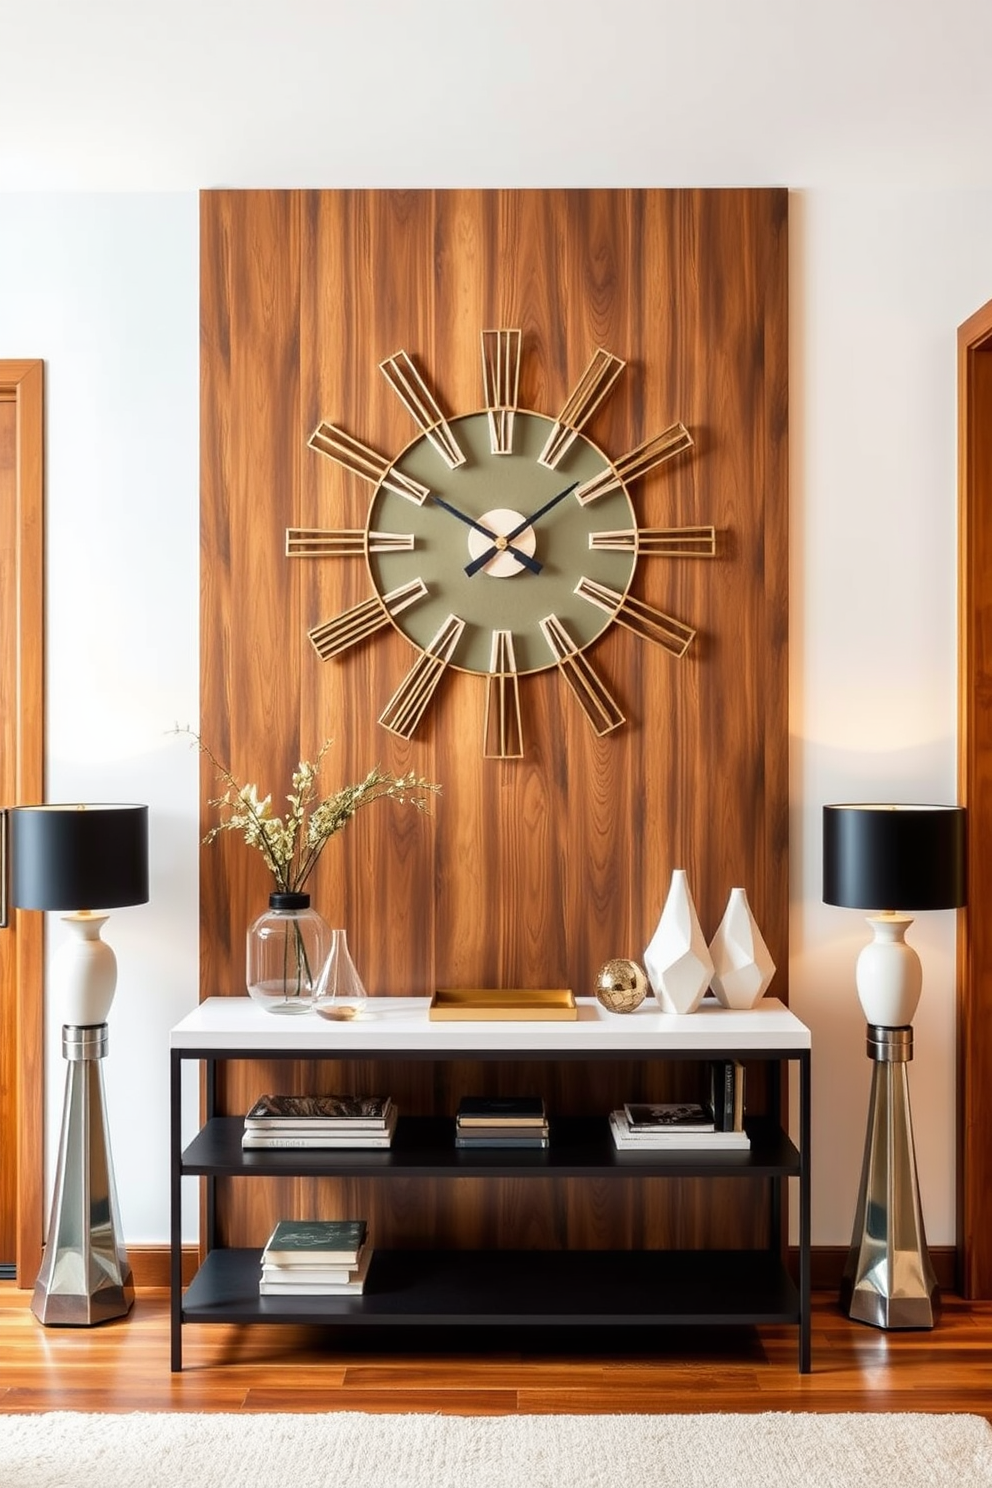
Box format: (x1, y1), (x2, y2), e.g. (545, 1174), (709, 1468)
(709, 886), (776, 1009)
(643, 869), (714, 1014)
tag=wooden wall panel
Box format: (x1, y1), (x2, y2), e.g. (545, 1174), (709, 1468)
(199, 192), (306, 1234)
(200, 188), (789, 1253)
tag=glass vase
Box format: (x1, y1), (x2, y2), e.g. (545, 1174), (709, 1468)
(313, 928), (368, 1021)
(246, 892), (332, 1015)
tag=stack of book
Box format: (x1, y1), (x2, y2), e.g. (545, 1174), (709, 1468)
(259, 1218), (370, 1296)
(455, 1095), (549, 1149)
(609, 1097), (750, 1151)
(241, 1093), (397, 1150)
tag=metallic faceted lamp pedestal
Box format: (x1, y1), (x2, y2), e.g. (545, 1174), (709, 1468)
(31, 1024), (134, 1326)
(823, 802), (966, 1332)
(7, 803), (148, 1326)
(840, 1024), (938, 1330)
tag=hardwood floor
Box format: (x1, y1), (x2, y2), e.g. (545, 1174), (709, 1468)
(1, 1284), (991, 1416)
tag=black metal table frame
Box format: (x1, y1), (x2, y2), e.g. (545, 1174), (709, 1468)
(170, 1040), (811, 1372)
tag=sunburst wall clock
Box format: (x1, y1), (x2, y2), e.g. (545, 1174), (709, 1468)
(289, 330), (714, 758)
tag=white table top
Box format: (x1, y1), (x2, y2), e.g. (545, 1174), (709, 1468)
(171, 995), (810, 1054)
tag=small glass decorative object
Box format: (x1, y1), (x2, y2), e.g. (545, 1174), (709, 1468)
(709, 886), (776, 1009)
(246, 892), (332, 1015)
(644, 868), (714, 1014)
(313, 928), (368, 1021)
(594, 958), (648, 1014)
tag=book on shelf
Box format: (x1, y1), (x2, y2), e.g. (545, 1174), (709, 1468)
(708, 1060), (746, 1131)
(608, 1111), (750, 1151)
(455, 1133), (550, 1149)
(622, 1101), (714, 1131)
(261, 1250), (364, 1285)
(455, 1095), (546, 1127)
(243, 1107), (398, 1149)
(259, 1244), (372, 1296)
(261, 1218), (367, 1266)
(454, 1123), (549, 1139)
(244, 1093), (393, 1130)
(732, 1062), (745, 1130)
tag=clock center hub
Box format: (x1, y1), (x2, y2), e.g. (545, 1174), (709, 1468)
(466, 508), (537, 578)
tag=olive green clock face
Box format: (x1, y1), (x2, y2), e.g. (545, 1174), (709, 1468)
(368, 411), (635, 675)
(298, 333), (705, 756)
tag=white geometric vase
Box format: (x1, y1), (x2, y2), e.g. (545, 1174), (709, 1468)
(643, 868), (714, 1014)
(709, 886), (776, 1009)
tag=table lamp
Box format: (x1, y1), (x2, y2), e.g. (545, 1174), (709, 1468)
(822, 802), (966, 1329)
(8, 803), (149, 1325)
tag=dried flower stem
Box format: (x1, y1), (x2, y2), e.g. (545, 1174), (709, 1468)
(176, 728), (440, 894)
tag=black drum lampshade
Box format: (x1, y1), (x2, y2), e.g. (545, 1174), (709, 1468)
(823, 803), (966, 913)
(9, 803), (149, 912)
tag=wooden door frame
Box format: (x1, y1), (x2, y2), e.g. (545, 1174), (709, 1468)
(957, 303), (992, 1297)
(1, 360), (44, 1286)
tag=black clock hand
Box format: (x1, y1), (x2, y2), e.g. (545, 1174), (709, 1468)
(431, 493), (543, 575)
(464, 481), (579, 577)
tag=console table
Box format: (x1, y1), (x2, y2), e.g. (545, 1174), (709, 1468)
(170, 995), (811, 1371)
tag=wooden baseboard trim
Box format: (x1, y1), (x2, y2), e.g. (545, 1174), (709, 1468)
(13, 1245), (961, 1296)
(140, 1244), (962, 1295)
(127, 1246), (199, 1289)
(6, 1246), (198, 1293)
(789, 1245), (958, 1294)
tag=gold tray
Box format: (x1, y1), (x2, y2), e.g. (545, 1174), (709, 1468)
(429, 987), (578, 1021)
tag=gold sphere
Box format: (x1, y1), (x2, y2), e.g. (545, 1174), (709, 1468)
(595, 958), (648, 1014)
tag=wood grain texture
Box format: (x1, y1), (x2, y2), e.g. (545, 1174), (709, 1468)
(957, 298), (992, 1297)
(1, 1282), (990, 1415)
(0, 397), (16, 1268)
(200, 190), (789, 1255)
(199, 194), (306, 1238)
(0, 361), (45, 1286)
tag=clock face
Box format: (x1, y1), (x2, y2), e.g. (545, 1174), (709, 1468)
(368, 411), (635, 676)
(293, 331), (712, 757)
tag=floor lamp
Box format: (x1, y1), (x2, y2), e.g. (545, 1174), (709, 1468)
(8, 803), (149, 1325)
(822, 803), (966, 1329)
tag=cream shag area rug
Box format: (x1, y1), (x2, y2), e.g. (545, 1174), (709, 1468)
(2, 1411), (991, 1488)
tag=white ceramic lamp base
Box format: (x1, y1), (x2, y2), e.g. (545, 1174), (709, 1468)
(855, 913), (922, 1027)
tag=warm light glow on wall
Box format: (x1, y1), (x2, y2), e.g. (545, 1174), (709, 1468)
(803, 691), (954, 759)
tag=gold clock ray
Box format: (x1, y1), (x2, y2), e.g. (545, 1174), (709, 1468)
(289, 332), (715, 759)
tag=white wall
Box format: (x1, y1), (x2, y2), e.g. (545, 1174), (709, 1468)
(1, 186), (991, 1247)
(0, 194), (201, 1241)
(790, 191), (992, 1242)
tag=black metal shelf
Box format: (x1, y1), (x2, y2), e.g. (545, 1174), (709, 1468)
(170, 1018), (811, 1372)
(183, 1246), (800, 1329)
(181, 1114), (799, 1180)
